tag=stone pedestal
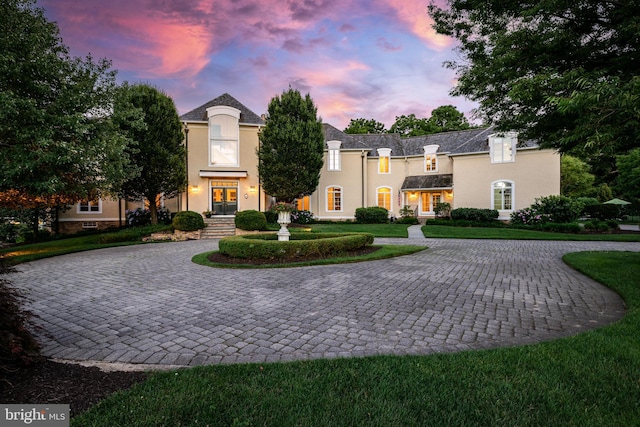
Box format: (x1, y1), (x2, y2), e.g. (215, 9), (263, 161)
(277, 211), (291, 241)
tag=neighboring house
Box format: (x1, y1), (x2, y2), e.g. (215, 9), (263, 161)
(57, 93), (560, 231)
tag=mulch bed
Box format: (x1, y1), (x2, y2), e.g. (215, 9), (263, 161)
(1, 360), (148, 418)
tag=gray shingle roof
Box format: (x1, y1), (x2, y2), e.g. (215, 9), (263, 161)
(180, 93), (264, 125)
(401, 174), (453, 190)
(322, 124), (537, 156)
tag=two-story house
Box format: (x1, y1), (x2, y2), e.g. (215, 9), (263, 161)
(58, 93), (559, 232)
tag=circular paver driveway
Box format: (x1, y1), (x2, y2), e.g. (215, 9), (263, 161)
(9, 237), (639, 367)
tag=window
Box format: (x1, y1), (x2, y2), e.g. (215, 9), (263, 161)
(296, 196), (310, 211)
(207, 106), (240, 167)
(378, 148), (391, 174)
(327, 140), (341, 171)
(327, 186), (342, 211)
(492, 181), (513, 210)
(78, 200), (101, 213)
(423, 145), (439, 172)
(490, 133), (517, 163)
(377, 187), (391, 211)
(420, 192), (442, 213)
(82, 221), (98, 228)
(425, 154), (438, 172)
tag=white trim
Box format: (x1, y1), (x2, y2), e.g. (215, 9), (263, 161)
(489, 132), (517, 163)
(199, 171), (248, 178)
(491, 179), (515, 219)
(58, 217), (120, 222)
(327, 140), (342, 171)
(206, 105), (241, 119)
(76, 200), (102, 214)
(325, 185), (343, 212)
(377, 148), (391, 174)
(376, 186), (392, 212)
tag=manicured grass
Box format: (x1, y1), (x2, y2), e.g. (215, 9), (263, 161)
(192, 245), (427, 269)
(308, 223), (410, 237)
(0, 225), (171, 265)
(73, 251), (640, 426)
(422, 224), (640, 241)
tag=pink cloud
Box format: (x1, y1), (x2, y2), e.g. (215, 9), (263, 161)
(380, 0), (453, 50)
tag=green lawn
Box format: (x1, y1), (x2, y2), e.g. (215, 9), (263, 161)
(72, 251), (640, 426)
(308, 223), (410, 237)
(0, 225), (170, 264)
(422, 224), (640, 241)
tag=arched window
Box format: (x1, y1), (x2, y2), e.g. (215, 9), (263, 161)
(377, 187), (392, 211)
(326, 186), (342, 211)
(492, 180), (514, 210)
(207, 106), (240, 167)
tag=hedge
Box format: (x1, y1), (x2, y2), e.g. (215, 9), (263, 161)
(450, 208), (499, 222)
(235, 210), (267, 231)
(218, 232), (374, 260)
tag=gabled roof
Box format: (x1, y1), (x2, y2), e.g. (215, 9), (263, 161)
(180, 93), (264, 125)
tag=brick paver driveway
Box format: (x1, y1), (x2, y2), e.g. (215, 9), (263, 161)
(9, 236), (639, 367)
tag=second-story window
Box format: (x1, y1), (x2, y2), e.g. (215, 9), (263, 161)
(207, 106), (240, 167)
(327, 140), (342, 171)
(378, 148), (391, 174)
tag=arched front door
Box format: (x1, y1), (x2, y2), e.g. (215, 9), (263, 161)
(211, 181), (238, 215)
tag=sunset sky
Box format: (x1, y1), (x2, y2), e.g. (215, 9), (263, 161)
(41, 0), (477, 129)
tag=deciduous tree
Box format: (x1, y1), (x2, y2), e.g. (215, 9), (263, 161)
(258, 89), (324, 203)
(115, 84), (186, 224)
(344, 118), (386, 134)
(429, 0), (640, 183)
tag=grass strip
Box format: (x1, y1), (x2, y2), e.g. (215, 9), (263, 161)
(192, 245), (426, 269)
(422, 224), (640, 241)
(73, 251), (640, 426)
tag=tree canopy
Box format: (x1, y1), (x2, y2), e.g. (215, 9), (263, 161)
(560, 155), (595, 198)
(429, 0), (640, 183)
(258, 89), (324, 203)
(115, 84), (186, 224)
(0, 0), (132, 208)
(344, 118), (386, 134)
(615, 148), (640, 203)
(389, 114), (438, 137)
(429, 105), (470, 132)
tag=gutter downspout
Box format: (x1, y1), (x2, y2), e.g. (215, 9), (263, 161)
(361, 150), (365, 207)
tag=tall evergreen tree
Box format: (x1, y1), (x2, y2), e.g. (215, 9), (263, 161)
(115, 84), (186, 224)
(258, 89), (324, 203)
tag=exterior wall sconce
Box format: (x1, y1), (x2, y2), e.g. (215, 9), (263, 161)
(249, 186), (257, 193)
(190, 185), (200, 193)
(409, 192), (418, 200)
(244, 193), (249, 199)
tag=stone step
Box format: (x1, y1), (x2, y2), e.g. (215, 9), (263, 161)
(201, 217), (236, 239)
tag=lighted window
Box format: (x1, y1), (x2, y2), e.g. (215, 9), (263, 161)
(78, 200), (101, 213)
(296, 196), (310, 211)
(327, 186), (342, 211)
(378, 148), (391, 174)
(490, 133), (517, 163)
(492, 181), (513, 210)
(327, 140), (342, 171)
(425, 154), (438, 172)
(377, 187), (391, 211)
(208, 106), (240, 167)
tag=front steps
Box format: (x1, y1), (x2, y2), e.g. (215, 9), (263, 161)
(201, 217), (236, 239)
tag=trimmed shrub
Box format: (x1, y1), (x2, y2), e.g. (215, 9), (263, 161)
(264, 210), (278, 224)
(126, 207), (172, 226)
(583, 219), (611, 232)
(355, 207), (389, 224)
(434, 202), (451, 218)
(219, 232), (374, 260)
(538, 222), (582, 234)
(235, 210), (267, 231)
(172, 211), (205, 231)
(450, 208), (499, 222)
(425, 218), (508, 228)
(510, 207), (552, 226)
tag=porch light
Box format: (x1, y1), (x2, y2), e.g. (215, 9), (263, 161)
(249, 186), (257, 193)
(190, 185), (200, 194)
(409, 192), (418, 200)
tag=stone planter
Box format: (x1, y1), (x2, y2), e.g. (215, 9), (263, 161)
(277, 210), (291, 241)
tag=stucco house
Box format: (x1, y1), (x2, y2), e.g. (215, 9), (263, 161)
(57, 93), (560, 233)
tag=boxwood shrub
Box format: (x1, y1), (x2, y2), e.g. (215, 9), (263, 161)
(450, 208), (499, 222)
(235, 210), (267, 231)
(355, 207), (389, 224)
(218, 232), (374, 260)
(172, 211), (205, 231)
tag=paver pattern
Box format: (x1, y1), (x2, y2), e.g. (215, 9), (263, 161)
(9, 229), (639, 367)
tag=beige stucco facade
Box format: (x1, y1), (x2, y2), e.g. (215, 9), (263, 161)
(57, 94), (561, 232)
